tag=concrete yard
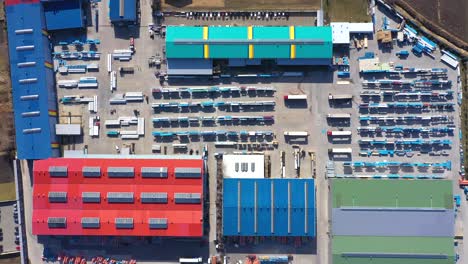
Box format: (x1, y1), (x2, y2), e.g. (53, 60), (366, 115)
(23, 0), (463, 264)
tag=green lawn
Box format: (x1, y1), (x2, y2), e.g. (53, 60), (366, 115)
(324, 0), (371, 22)
(0, 182), (16, 201)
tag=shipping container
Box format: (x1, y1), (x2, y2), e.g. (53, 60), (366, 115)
(284, 131), (309, 137)
(327, 130), (352, 136)
(284, 94), (307, 100)
(327, 113), (351, 119)
(119, 66), (135, 73)
(328, 94), (353, 100)
(328, 148), (352, 154)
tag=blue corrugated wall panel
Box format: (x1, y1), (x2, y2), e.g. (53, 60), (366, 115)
(241, 181), (255, 235)
(223, 178), (316, 237)
(223, 180), (239, 234)
(6, 2), (59, 159)
(274, 180), (288, 236)
(257, 181), (271, 235)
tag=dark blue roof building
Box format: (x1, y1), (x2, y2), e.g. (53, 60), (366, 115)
(109, 0), (137, 23)
(5, 1), (60, 159)
(43, 0), (84, 31)
(223, 178), (316, 237)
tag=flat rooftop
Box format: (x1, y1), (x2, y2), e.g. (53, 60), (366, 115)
(222, 154), (265, 179)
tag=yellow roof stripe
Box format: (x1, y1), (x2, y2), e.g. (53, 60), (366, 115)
(248, 26), (254, 59)
(290, 26), (296, 59)
(203, 27), (209, 59)
(249, 45), (254, 59)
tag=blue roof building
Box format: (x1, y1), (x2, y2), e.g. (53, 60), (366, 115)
(5, 1), (59, 159)
(223, 178), (316, 237)
(43, 0), (84, 31)
(109, 0), (137, 23)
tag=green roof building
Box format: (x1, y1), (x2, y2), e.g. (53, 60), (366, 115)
(165, 25), (333, 74)
(331, 179), (455, 264)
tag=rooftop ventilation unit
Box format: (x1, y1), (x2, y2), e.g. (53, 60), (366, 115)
(48, 192), (67, 203)
(47, 217), (66, 228)
(83, 167), (101, 178)
(49, 166), (68, 177)
(141, 192), (168, 204)
(115, 217), (133, 229)
(141, 167), (168, 178)
(82, 192), (101, 203)
(107, 192), (134, 203)
(107, 167), (134, 178)
(149, 218), (168, 229)
(174, 167), (202, 179)
(174, 193), (201, 204)
(81, 217), (100, 228)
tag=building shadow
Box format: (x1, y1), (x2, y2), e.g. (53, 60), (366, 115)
(224, 238), (316, 255)
(113, 24), (141, 40)
(165, 0), (193, 8)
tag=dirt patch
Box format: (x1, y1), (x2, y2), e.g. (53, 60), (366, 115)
(162, 0), (320, 11)
(0, 3), (16, 193)
(0, 21), (14, 154)
(0, 256), (20, 264)
(386, 0), (468, 56)
(399, 0), (467, 43)
(324, 0), (370, 22)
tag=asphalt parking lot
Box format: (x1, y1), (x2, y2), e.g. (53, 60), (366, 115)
(0, 202), (20, 253)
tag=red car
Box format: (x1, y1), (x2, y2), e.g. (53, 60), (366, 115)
(129, 37), (135, 53)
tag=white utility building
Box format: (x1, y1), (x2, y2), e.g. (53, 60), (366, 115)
(331, 22), (374, 44)
(222, 154), (264, 178)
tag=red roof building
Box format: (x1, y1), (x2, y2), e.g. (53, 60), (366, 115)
(32, 156), (204, 237)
